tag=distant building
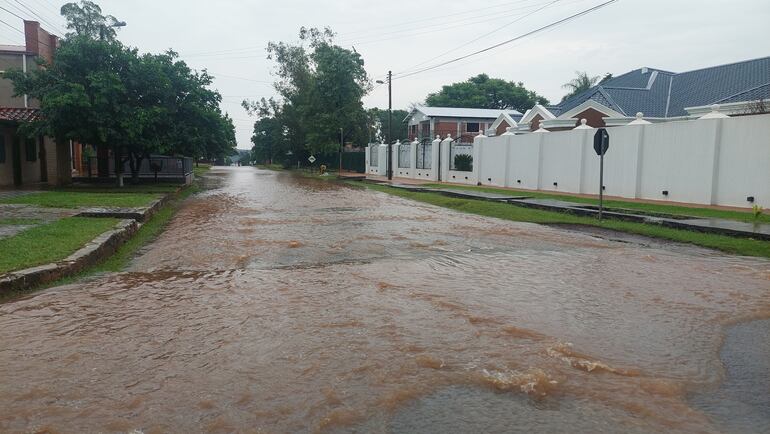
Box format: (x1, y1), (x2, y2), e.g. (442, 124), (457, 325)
(0, 21), (72, 187)
(404, 105), (522, 143)
(514, 57), (770, 132)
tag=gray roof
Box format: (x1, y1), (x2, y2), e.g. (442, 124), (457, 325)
(410, 105), (522, 120)
(555, 57), (770, 118)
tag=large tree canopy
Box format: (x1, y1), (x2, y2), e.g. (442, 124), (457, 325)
(6, 1), (235, 182)
(425, 74), (548, 111)
(244, 27), (372, 165)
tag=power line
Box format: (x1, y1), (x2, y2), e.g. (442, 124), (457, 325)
(8, 0), (66, 36)
(337, 0), (554, 44)
(394, 0), (618, 81)
(338, 0), (545, 38)
(0, 13), (57, 50)
(395, 0), (563, 75)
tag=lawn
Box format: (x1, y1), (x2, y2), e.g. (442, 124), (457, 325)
(423, 183), (767, 224)
(0, 217), (120, 274)
(59, 183), (182, 194)
(194, 163), (212, 178)
(0, 191), (160, 208)
(359, 183), (770, 258)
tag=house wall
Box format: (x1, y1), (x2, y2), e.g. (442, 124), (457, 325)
(574, 107), (608, 128)
(0, 127), (12, 185)
(465, 113), (770, 208)
(0, 53), (36, 108)
(529, 114), (544, 131)
(495, 120), (511, 136)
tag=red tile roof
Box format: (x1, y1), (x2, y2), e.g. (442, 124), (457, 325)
(0, 107), (40, 122)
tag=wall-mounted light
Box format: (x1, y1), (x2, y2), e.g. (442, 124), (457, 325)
(553, 182), (558, 187)
(488, 178), (492, 182)
(747, 196), (755, 203)
(662, 190), (669, 196)
(517, 179), (521, 184)
(602, 186), (606, 191)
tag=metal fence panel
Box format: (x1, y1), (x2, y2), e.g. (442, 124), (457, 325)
(416, 142), (432, 169)
(450, 142), (474, 171)
(398, 144), (411, 168)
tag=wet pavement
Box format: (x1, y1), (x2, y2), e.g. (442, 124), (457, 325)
(1, 166), (769, 433)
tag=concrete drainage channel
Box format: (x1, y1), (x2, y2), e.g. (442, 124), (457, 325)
(379, 182), (770, 242)
(0, 196), (169, 294)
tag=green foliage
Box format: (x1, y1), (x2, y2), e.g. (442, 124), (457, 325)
(61, 1), (122, 41)
(0, 217), (119, 274)
(753, 204), (764, 220)
(453, 154), (473, 172)
(367, 108), (409, 143)
(561, 71), (600, 102)
(425, 74), (548, 110)
(0, 191), (159, 208)
(244, 27), (371, 164)
(5, 1), (235, 183)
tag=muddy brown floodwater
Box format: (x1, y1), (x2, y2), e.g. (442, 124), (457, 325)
(1, 167), (769, 434)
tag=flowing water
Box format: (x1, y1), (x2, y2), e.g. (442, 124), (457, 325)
(1, 167), (769, 433)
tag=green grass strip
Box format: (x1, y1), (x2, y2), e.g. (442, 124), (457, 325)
(92, 184), (200, 273)
(423, 183), (767, 224)
(0, 217), (119, 274)
(359, 183), (770, 258)
(0, 191), (160, 208)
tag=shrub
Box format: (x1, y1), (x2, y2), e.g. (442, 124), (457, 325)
(454, 154), (473, 172)
(753, 204), (764, 220)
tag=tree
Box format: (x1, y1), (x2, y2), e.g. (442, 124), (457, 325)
(8, 1), (235, 184)
(61, 1), (122, 41)
(244, 27), (371, 162)
(425, 74), (548, 111)
(561, 71), (600, 102)
(367, 108), (409, 143)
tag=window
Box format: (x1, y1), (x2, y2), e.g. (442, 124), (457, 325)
(25, 138), (37, 162)
(466, 122), (480, 133)
(0, 135), (5, 163)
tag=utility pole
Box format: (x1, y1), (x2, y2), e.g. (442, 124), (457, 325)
(387, 70), (393, 180)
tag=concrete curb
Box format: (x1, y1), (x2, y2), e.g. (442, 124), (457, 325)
(75, 195), (168, 223)
(0, 219), (139, 293)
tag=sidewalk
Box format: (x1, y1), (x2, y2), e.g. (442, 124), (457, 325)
(371, 179), (770, 241)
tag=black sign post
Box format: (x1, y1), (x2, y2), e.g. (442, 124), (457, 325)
(593, 128), (610, 220)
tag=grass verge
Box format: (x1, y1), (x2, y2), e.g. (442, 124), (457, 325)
(0, 217), (120, 274)
(0, 191), (160, 208)
(92, 183), (200, 272)
(358, 182), (770, 258)
(194, 163), (212, 178)
(423, 183), (767, 224)
(0, 181), (203, 303)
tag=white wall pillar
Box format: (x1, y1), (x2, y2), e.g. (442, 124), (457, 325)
(440, 135), (452, 183)
(472, 134), (485, 185)
(410, 139), (419, 179)
(429, 136), (441, 181)
(707, 119), (724, 205)
(536, 132), (545, 190)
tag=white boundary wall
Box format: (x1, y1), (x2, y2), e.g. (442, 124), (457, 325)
(369, 114), (770, 207)
(473, 113), (770, 208)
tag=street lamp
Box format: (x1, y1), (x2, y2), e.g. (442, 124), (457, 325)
(375, 70), (393, 180)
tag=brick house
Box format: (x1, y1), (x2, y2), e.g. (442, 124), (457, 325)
(405, 105), (522, 143)
(0, 21), (73, 188)
(514, 57), (770, 133)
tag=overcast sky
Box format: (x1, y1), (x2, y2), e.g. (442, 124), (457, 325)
(1, 0), (768, 149)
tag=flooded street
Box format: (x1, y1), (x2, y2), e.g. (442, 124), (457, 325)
(1, 166), (769, 433)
